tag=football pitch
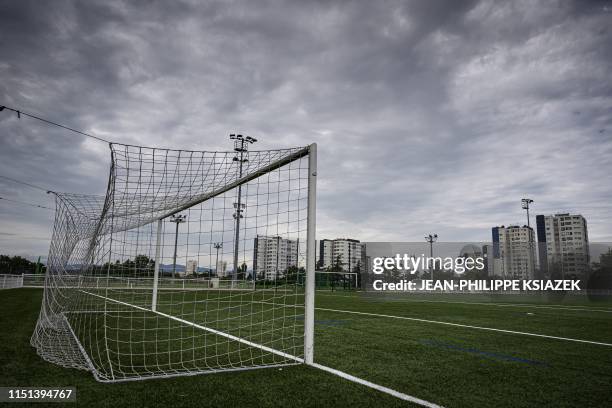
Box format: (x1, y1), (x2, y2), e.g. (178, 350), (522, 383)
(2, 288), (611, 407)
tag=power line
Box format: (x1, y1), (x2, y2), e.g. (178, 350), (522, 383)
(0, 104), (111, 144)
(0, 196), (53, 210)
(0, 175), (49, 192)
(0, 234), (51, 241)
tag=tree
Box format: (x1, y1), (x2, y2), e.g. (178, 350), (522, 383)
(330, 255), (343, 272)
(353, 261), (362, 289)
(0, 255), (42, 274)
(237, 262), (248, 280)
(326, 256), (344, 290)
(596, 248), (612, 269)
(587, 248), (612, 302)
(101, 255), (155, 277)
(547, 263), (567, 302)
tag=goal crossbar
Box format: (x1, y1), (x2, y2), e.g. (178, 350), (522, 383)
(158, 145), (311, 221)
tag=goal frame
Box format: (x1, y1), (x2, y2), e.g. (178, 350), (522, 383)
(32, 142), (318, 382)
(145, 143), (318, 369)
(304, 143), (316, 365)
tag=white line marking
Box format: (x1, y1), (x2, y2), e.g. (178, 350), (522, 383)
(314, 307), (612, 347)
(81, 290), (444, 407)
(317, 293), (612, 313)
(81, 291), (298, 361)
(248, 300), (612, 347)
(311, 363), (444, 408)
(392, 299), (612, 313)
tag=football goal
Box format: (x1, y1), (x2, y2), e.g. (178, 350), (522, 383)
(31, 141), (317, 382)
(0, 274), (24, 289)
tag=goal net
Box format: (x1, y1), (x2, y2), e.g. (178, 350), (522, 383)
(31, 142), (317, 382)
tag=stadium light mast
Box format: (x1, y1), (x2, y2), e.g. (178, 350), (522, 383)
(213, 242), (222, 278)
(521, 198), (534, 228)
(230, 134), (257, 281)
(521, 198), (536, 277)
(425, 233), (438, 280)
(170, 214), (187, 278)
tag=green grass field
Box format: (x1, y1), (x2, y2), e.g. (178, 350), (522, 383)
(2, 288), (612, 407)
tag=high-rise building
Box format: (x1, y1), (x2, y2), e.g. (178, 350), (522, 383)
(317, 239), (334, 269)
(333, 239), (362, 272)
(185, 259), (198, 275)
(458, 244), (484, 274)
(491, 225), (536, 279)
(360, 242), (369, 274)
(536, 213), (589, 278)
(253, 235), (298, 280)
(481, 244), (493, 276)
(318, 238), (362, 272)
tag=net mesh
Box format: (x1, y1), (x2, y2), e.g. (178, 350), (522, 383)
(31, 143), (312, 382)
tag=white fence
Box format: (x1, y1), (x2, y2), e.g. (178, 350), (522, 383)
(19, 274), (255, 290)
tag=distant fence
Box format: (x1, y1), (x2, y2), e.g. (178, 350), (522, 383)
(3, 271), (360, 291)
(2, 274), (303, 292)
(23, 274), (45, 287)
(18, 274), (257, 290)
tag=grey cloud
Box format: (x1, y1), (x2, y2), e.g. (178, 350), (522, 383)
(1, 0), (611, 257)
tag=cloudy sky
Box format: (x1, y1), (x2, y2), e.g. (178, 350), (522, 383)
(1, 0), (611, 257)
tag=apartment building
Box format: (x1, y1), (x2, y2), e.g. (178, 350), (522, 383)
(185, 259), (198, 275)
(318, 238), (362, 272)
(253, 235), (298, 280)
(491, 225), (536, 279)
(536, 213), (589, 277)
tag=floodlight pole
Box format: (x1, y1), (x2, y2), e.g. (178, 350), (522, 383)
(230, 134), (256, 281)
(521, 198), (533, 228)
(425, 233), (438, 280)
(170, 214), (187, 278)
(304, 143), (317, 365)
(521, 198), (535, 277)
(152, 219), (163, 312)
(214, 242), (222, 278)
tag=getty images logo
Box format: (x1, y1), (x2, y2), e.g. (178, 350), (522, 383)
(371, 254), (485, 275)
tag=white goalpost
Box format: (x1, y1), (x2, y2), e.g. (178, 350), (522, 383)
(31, 141), (317, 382)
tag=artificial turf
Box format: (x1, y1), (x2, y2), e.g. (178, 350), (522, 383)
(0, 288), (409, 408)
(2, 288), (612, 407)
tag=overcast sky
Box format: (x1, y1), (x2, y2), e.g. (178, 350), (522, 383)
(1, 0), (611, 257)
